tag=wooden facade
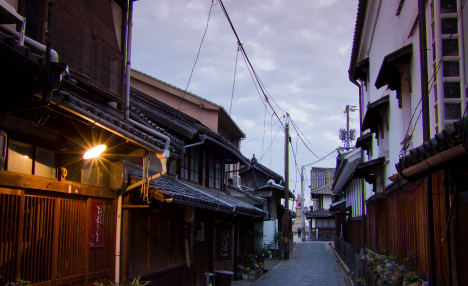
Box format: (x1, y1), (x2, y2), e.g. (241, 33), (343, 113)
(358, 170), (460, 283)
(0, 188), (116, 286)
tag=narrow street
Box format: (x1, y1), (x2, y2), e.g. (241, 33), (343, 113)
(252, 242), (350, 286)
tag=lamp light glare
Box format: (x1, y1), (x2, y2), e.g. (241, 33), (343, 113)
(83, 145), (106, 159)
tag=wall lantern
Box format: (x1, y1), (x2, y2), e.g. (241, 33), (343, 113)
(83, 145), (106, 159)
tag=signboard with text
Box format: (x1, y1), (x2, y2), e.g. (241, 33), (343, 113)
(217, 227), (231, 260)
(89, 200), (105, 248)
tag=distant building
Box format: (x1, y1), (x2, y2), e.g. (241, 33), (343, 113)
(306, 167), (335, 240)
(310, 167), (335, 211)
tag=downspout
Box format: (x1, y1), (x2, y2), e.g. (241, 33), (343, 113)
(418, 0), (436, 284)
(351, 78), (366, 249)
(124, 0), (134, 120)
(0, 24), (59, 63)
(116, 1), (170, 282)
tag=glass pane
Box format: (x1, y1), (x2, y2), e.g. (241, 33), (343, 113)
(443, 61), (459, 77)
(444, 82), (460, 98)
(441, 0), (457, 13)
(35, 147), (56, 178)
(8, 140), (33, 174)
(316, 219), (322, 228)
(330, 220), (336, 228)
(442, 39), (459, 56)
(445, 103), (462, 119)
(441, 18), (457, 34)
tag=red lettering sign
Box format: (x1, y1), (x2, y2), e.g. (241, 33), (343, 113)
(89, 200), (105, 247)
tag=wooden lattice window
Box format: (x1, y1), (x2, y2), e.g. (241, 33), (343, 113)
(208, 156), (222, 189)
(181, 147), (199, 183)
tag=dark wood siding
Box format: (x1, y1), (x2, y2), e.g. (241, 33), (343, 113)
(0, 189), (116, 286)
(50, 0), (123, 99)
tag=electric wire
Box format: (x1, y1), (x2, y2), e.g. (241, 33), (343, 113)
(229, 44), (240, 115)
(217, 0), (285, 129)
(165, 0), (217, 135)
(289, 117), (327, 155)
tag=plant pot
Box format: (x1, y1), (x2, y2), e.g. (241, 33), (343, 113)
(242, 274), (249, 280)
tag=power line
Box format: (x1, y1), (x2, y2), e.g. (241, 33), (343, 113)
(217, 0), (285, 128)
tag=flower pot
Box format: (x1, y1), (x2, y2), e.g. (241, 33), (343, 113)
(409, 282), (421, 286)
(242, 274), (249, 280)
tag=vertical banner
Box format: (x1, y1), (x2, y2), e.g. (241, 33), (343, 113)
(89, 200), (105, 247)
(218, 227), (231, 260)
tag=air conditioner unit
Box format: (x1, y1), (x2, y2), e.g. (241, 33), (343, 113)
(232, 175), (241, 189)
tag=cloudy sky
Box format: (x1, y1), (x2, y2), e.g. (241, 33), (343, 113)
(131, 0), (360, 206)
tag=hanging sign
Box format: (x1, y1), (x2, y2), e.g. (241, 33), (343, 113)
(218, 227), (231, 260)
(89, 200), (105, 247)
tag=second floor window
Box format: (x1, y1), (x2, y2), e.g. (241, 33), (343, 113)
(208, 156), (222, 189)
(181, 147), (199, 183)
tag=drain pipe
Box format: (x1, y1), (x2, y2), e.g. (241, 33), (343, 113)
(0, 24), (59, 63)
(126, 153), (168, 191)
(124, 0), (134, 120)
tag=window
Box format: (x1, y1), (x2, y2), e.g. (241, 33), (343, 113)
(208, 156), (222, 189)
(7, 139), (56, 178)
(316, 218), (335, 228)
(181, 147), (199, 183)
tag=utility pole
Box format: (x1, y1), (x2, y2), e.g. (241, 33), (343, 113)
(340, 105), (358, 148)
(284, 115), (290, 260)
(418, 0), (435, 284)
(300, 166), (306, 242)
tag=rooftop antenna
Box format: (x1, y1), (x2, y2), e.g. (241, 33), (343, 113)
(339, 105), (358, 149)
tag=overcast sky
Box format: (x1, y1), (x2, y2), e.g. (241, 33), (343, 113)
(131, 0), (360, 207)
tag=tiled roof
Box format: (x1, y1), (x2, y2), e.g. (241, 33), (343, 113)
(305, 209), (333, 218)
(131, 69), (245, 137)
(348, 0), (367, 82)
(54, 90), (179, 155)
(183, 181), (268, 217)
(127, 162), (267, 217)
(239, 156), (284, 182)
(132, 69), (224, 110)
(130, 87), (249, 164)
(395, 116), (468, 181)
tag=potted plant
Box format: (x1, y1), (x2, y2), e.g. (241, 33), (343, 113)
(237, 265), (250, 280)
(245, 253), (255, 268)
(251, 261), (260, 275)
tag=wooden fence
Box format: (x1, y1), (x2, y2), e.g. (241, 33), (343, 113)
(0, 190), (116, 286)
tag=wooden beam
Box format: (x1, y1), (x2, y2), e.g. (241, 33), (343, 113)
(0, 171), (116, 199)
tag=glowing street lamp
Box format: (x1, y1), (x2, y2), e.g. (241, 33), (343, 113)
(83, 145), (106, 159)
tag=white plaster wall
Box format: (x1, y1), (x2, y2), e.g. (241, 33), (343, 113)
(254, 221), (264, 247)
(263, 219), (277, 246)
(358, 0), (426, 190)
(323, 195), (332, 210)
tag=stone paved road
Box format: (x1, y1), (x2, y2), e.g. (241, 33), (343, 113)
(252, 242), (350, 286)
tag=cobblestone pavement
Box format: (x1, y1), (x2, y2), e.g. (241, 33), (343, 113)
(252, 242), (350, 286)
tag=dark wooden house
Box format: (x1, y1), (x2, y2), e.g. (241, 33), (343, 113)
(0, 0), (129, 285)
(238, 156), (294, 256)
